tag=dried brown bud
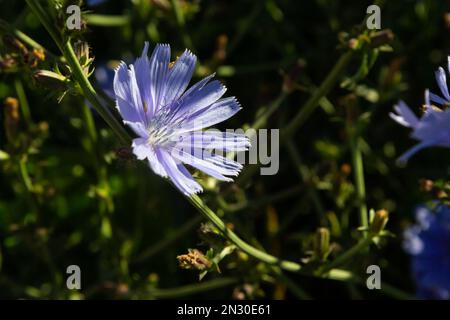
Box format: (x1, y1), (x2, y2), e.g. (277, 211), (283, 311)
(370, 29), (395, 48)
(419, 179), (434, 193)
(177, 249), (212, 271)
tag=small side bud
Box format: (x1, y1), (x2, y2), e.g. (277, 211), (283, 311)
(313, 227), (331, 262)
(369, 209), (389, 234)
(33, 70), (68, 90)
(74, 41), (94, 77)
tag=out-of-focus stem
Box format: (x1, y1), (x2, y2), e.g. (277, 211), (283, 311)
(148, 277), (238, 299)
(189, 194), (302, 272)
(14, 78), (33, 127)
(84, 14), (130, 27)
(351, 136), (368, 234)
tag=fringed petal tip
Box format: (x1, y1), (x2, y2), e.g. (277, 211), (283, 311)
(178, 182), (203, 196)
(390, 100), (419, 128)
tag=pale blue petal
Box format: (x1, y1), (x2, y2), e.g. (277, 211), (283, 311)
(429, 92), (448, 105)
(132, 138), (167, 177)
(176, 131), (250, 151)
(156, 148), (202, 195)
(113, 62), (144, 122)
(134, 42), (154, 118)
(180, 97), (241, 131)
(389, 100), (419, 128)
(128, 65), (146, 124)
(170, 147), (242, 180)
(435, 67), (450, 101)
(124, 121), (148, 138)
(149, 44), (171, 114)
(162, 49), (197, 107)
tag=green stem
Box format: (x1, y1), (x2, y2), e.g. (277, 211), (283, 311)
(82, 103), (98, 143)
(14, 78), (33, 127)
(84, 14), (130, 27)
(282, 51), (353, 140)
(188, 194), (302, 272)
(148, 277), (238, 299)
(318, 235), (374, 275)
(26, 0), (130, 146)
(62, 39), (130, 145)
(351, 136), (369, 233)
(19, 156), (33, 192)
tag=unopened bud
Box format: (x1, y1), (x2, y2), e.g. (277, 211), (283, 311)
(313, 227), (330, 262)
(32, 48), (45, 62)
(370, 209), (389, 234)
(33, 70), (68, 90)
(74, 41), (93, 77)
(177, 249), (212, 271)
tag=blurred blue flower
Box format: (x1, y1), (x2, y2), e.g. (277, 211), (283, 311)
(390, 57), (450, 163)
(403, 204), (450, 299)
(113, 43), (249, 195)
(87, 0), (108, 6)
(94, 62), (115, 98)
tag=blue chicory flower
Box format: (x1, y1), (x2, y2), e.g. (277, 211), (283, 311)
(113, 43), (250, 195)
(403, 204), (450, 299)
(390, 56), (450, 163)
